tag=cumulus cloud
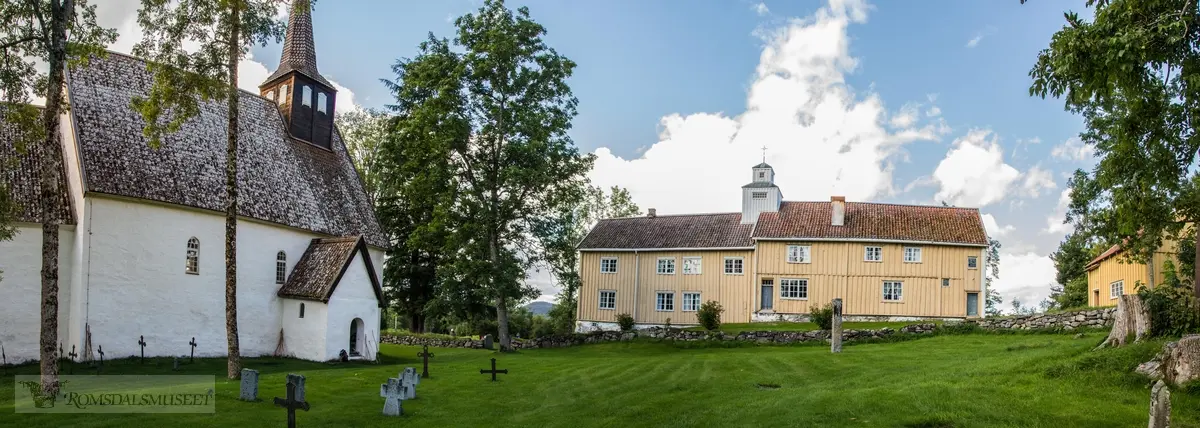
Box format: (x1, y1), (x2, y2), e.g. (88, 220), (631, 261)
(931, 129), (1020, 207)
(1021, 165), (1057, 198)
(1051, 136), (1096, 162)
(981, 213), (1015, 238)
(753, 2), (770, 16)
(993, 252), (1057, 311)
(1044, 188), (1074, 235)
(589, 0), (946, 215)
(965, 26), (997, 49)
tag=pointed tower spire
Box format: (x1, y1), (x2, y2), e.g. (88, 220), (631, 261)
(259, 0), (338, 149)
(262, 0), (333, 89)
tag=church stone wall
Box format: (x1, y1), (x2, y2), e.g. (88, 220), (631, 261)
(280, 299), (327, 361)
(324, 252), (381, 361)
(0, 224), (76, 363)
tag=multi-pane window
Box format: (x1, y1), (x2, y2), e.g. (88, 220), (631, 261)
(780, 278), (808, 299)
(787, 245), (811, 263)
(600, 257), (618, 273)
(865, 246), (883, 262)
(883, 281), (903, 301)
(752, 191), (767, 199)
(942, 278), (950, 287)
(277, 84), (288, 105)
(682, 292), (701, 312)
(656, 292), (675, 311)
(682, 257), (702, 275)
(599, 290), (616, 310)
(657, 258), (675, 275)
(758, 171), (765, 179)
(186, 237), (199, 274)
(967, 256), (978, 269)
(724, 257), (744, 274)
(903, 247), (922, 263)
(276, 251), (287, 284)
(317, 92), (328, 113)
(302, 85), (312, 107)
(1110, 280), (1124, 299)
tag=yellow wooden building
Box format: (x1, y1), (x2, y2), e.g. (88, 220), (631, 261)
(1085, 240), (1181, 307)
(575, 163), (990, 331)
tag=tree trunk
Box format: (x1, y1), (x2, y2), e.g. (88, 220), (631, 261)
(223, 2), (242, 380)
(38, 0), (71, 397)
(1193, 232), (1199, 298)
(1096, 294), (1150, 349)
(490, 233), (512, 351)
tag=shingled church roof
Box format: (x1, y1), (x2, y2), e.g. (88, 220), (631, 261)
(65, 52), (386, 247)
(277, 236), (383, 305)
(0, 107), (74, 225)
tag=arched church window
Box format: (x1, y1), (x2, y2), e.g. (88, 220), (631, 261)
(317, 92), (327, 114)
(299, 303), (305, 319)
(278, 84), (288, 106)
(276, 251), (287, 284)
(186, 237), (199, 274)
(302, 85), (312, 107)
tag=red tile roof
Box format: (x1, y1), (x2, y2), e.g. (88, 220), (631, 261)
(754, 201), (988, 246)
(577, 213), (754, 250)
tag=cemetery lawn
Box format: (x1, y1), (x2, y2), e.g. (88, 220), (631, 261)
(684, 321), (937, 333)
(1, 332), (1197, 427)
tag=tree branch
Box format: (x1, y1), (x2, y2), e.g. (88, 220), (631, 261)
(0, 35), (39, 51)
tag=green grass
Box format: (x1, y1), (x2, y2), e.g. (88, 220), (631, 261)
(1, 332), (1196, 427)
(685, 321), (937, 333)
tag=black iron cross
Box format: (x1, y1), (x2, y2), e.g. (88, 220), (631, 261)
(417, 345), (435, 379)
(96, 346), (104, 375)
(479, 358), (508, 382)
(273, 380), (311, 428)
(1, 343), (6, 376)
(137, 336), (146, 364)
(67, 345), (78, 374)
(57, 342), (64, 372)
(188, 337), (197, 363)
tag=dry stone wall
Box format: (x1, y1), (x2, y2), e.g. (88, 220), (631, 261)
(975, 307), (1115, 330)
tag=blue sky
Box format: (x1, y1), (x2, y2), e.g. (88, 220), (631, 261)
(101, 0), (1099, 306)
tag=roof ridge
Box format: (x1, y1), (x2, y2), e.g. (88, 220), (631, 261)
(781, 200), (980, 211)
(602, 211), (741, 221)
(100, 50), (279, 105)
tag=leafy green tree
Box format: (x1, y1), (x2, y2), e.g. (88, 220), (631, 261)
(133, 0), (288, 379)
(984, 237), (1001, 313)
(336, 108), (390, 202)
(387, 0), (593, 351)
(1, 0), (115, 395)
(1027, 0), (1200, 296)
(985, 288), (1003, 317)
(1050, 232), (1093, 308)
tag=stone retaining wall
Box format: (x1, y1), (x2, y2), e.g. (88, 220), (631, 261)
(975, 307), (1116, 330)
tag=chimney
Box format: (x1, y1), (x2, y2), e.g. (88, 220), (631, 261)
(647, 208), (656, 218)
(831, 196), (845, 226)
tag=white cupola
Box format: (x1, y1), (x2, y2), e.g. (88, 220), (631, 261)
(741, 162), (782, 224)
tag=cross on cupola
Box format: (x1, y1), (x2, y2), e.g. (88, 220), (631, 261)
(259, 0), (337, 149)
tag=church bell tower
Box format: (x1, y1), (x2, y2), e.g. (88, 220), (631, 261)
(260, 0), (336, 149)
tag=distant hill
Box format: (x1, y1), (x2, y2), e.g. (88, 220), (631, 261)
(525, 301), (554, 316)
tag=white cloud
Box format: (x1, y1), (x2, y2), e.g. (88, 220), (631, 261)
(981, 213), (1015, 238)
(966, 26), (997, 49)
(925, 105), (941, 117)
(889, 103), (919, 128)
(931, 129), (1020, 207)
(1020, 165), (1056, 198)
(966, 35), (983, 48)
(1051, 136), (1096, 162)
(1044, 188), (1074, 235)
(753, 2), (770, 16)
(993, 252), (1057, 312)
(589, 0), (942, 215)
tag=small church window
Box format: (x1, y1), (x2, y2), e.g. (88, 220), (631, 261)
(186, 237), (199, 274)
(317, 92), (327, 114)
(752, 191), (767, 199)
(276, 251), (287, 284)
(758, 171), (765, 179)
(278, 84), (288, 106)
(302, 85), (312, 107)
(299, 303), (305, 319)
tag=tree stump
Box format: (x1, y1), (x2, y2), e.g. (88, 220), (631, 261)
(1096, 294), (1150, 349)
(1164, 334), (1200, 386)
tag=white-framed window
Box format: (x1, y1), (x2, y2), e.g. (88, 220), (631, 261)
(758, 171), (765, 179)
(317, 92), (328, 113)
(299, 303), (305, 318)
(903, 247), (922, 263)
(942, 278), (950, 287)
(752, 191), (767, 199)
(277, 84), (288, 105)
(682, 257), (702, 275)
(1110, 280), (1124, 299)
(267, 89), (277, 103)
(865, 246), (883, 262)
(657, 257), (675, 275)
(724, 257), (744, 275)
(883, 281), (903, 301)
(302, 85), (312, 107)
(600, 257), (618, 274)
(787, 245), (811, 263)
(276, 251), (287, 284)
(682, 292), (701, 312)
(186, 237), (199, 274)
(656, 292), (675, 311)
(967, 256), (978, 269)
(599, 290), (616, 310)
(780, 278), (808, 299)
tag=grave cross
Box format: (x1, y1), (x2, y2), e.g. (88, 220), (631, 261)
(96, 346), (105, 375)
(68, 345), (78, 374)
(379, 377), (404, 416)
(57, 342), (64, 372)
(417, 345), (435, 378)
(137, 336), (146, 364)
(273, 380), (310, 428)
(1, 343), (6, 376)
(479, 358), (508, 382)
(188, 337), (197, 363)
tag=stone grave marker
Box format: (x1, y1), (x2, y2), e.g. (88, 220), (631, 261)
(274, 379), (310, 428)
(1149, 380), (1170, 428)
(188, 337), (197, 363)
(172, 357), (180, 371)
(831, 298), (844, 354)
(417, 345), (435, 378)
(479, 358), (508, 381)
(482, 334), (495, 350)
(380, 377), (404, 416)
(239, 369), (260, 401)
(401, 371), (417, 399)
(404, 367), (420, 385)
(137, 335), (147, 364)
(286, 373), (307, 403)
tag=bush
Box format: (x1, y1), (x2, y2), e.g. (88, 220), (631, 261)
(810, 304), (834, 330)
(697, 300), (724, 331)
(616, 313), (635, 332)
(1138, 261), (1200, 337)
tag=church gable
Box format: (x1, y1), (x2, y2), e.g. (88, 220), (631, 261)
(277, 236), (383, 306)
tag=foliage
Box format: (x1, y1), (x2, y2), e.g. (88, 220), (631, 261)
(1050, 232), (1095, 308)
(616, 313), (634, 332)
(336, 108), (390, 203)
(696, 300), (723, 331)
(985, 288), (1003, 317)
(1137, 260), (1200, 337)
(984, 238), (1003, 317)
(1010, 298), (1036, 316)
(133, 0), (291, 379)
(1028, 0), (1200, 291)
(809, 304), (834, 330)
(384, 0), (593, 351)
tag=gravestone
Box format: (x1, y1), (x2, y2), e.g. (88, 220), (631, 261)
(274, 379), (310, 428)
(188, 337), (197, 363)
(239, 369), (260, 401)
(831, 298), (843, 354)
(482, 334), (495, 350)
(1149, 380), (1170, 428)
(286, 373), (307, 403)
(137, 335), (147, 364)
(479, 358), (508, 381)
(404, 367), (420, 386)
(401, 371), (417, 400)
(379, 377), (404, 416)
(172, 357), (180, 371)
(417, 345), (435, 378)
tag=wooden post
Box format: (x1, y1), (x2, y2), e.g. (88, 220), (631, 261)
(831, 298), (843, 353)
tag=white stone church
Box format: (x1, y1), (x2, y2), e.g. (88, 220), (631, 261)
(0, 5), (385, 364)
